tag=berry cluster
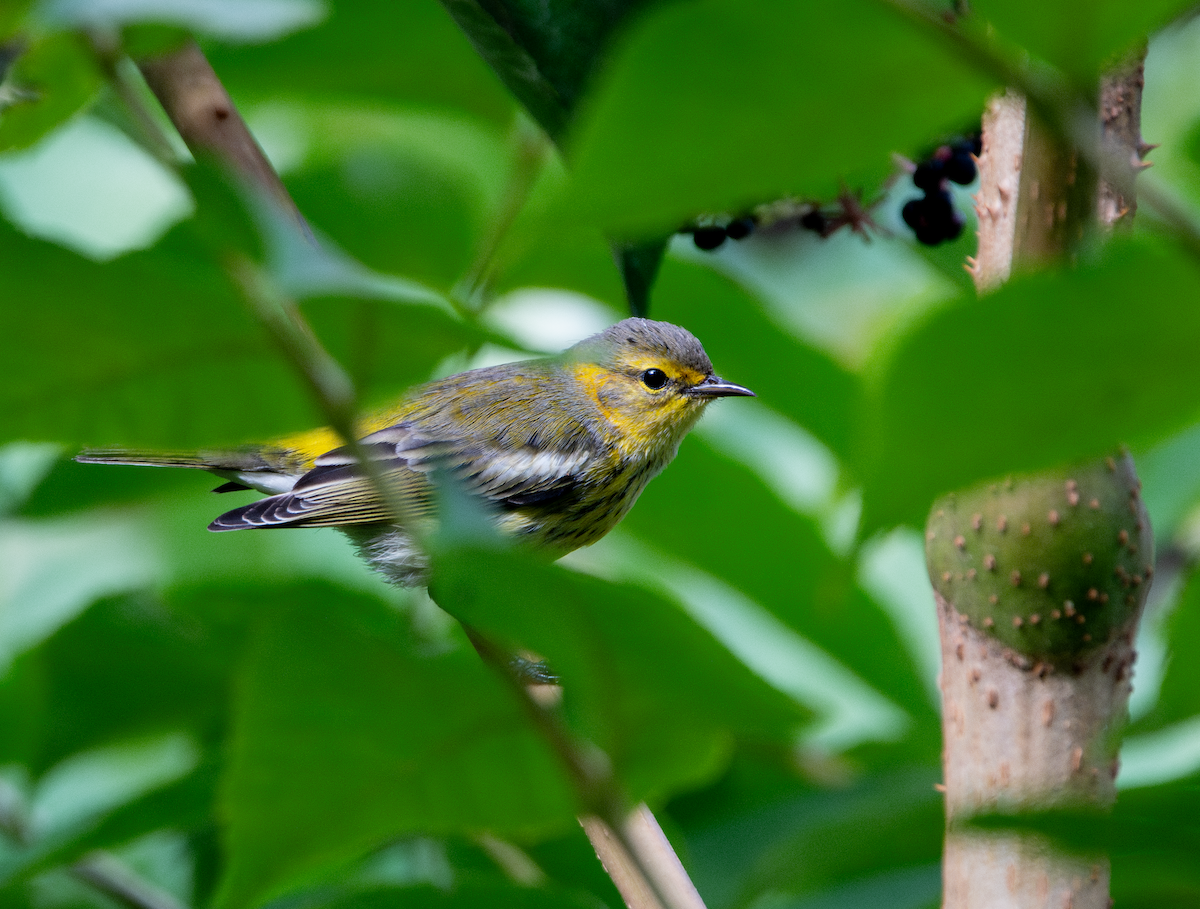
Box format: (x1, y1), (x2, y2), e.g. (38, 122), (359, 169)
(901, 135), (980, 246)
(683, 215), (758, 251)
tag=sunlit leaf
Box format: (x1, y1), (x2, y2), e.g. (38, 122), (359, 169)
(36, 0), (326, 43)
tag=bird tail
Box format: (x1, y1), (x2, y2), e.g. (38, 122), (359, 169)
(74, 448), (269, 471)
(75, 447), (303, 495)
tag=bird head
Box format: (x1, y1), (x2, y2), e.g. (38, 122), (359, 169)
(566, 318), (754, 454)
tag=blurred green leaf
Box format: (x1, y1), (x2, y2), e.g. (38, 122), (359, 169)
(493, 183), (629, 307)
(972, 0), (1192, 83)
(0, 732), (200, 885)
(0, 33), (102, 152)
(438, 0), (570, 141)
(285, 152), (479, 294)
(0, 514), (158, 674)
(0, 763), (216, 889)
(217, 581), (574, 909)
(524, 825), (625, 907)
(677, 766), (942, 909)
(0, 214), (473, 448)
(1, 219), (288, 448)
(0, 442), (60, 516)
(969, 775), (1200, 906)
(624, 439), (936, 737)
(36, 0), (325, 42)
(18, 453), (199, 517)
(1133, 421), (1200, 538)
(29, 590), (246, 772)
(861, 240), (1200, 530)
(1, 2), (33, 37)
(438, 0), (670, 310)
(564, 0), (997, 235)
(1137, 570), (1200, 730)
(205, 0), (516, 124)
(431, 540), (809, 803)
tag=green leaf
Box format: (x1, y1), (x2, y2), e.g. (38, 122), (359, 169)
(861, 240), (1200, 530)
(29, 590), (246, 772)
(0, 763), (217, 889)
(0, 514), (158, 674)
(204, 0), (517, 124)
(1135, 571), (1200, 731)
(18, 453), (199, 518)
(622, 438), (935, 736)
(1, 2), (33, 38)
(438, 0), (571, 141)
(564, 0), (997, 235)
(0, 216), (473, 449)
(0, 33), (102, 152)
(0, 732), (200, 885)
(969, 777), (1200, 906)
(282, 148), (484, 295)
(973, 0), (1194, 83)
(36, 0), (325, 43)
(675, 766), (943, 909)
(1133, 421), (1200, 539)
(431, 538), (809, 803)
(217, 581), (574, 909)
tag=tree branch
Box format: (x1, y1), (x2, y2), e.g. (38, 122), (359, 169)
(137, 40), (304, 229)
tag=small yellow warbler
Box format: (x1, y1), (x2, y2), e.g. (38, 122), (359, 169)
(78, 318), (753, 585)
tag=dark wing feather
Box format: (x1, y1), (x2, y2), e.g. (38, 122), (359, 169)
(210, 417), (602, 531)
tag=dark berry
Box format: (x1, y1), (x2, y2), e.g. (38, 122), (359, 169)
(726, 216), (756, 240)
(944, 151), (977, 185)
(901, 198), (927, 231)
(903, 191), (961, 246)
(913, 161), (945, 192)
(944, 209), (966, 241)
(692, 226), (727, 251)
(800, 210), (828, 233)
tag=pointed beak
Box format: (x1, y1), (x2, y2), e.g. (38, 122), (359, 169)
(687, 375), (756, 398)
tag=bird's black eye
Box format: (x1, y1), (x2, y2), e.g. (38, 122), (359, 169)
(641, 368), (669, 390)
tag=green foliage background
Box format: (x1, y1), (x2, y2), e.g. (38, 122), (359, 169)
(2, 0), (1200, 907)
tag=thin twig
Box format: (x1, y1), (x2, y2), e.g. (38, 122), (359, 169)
(462, 629), (706, 909)
(453, 114), (551, 310)
(137, 40), (305, 230)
